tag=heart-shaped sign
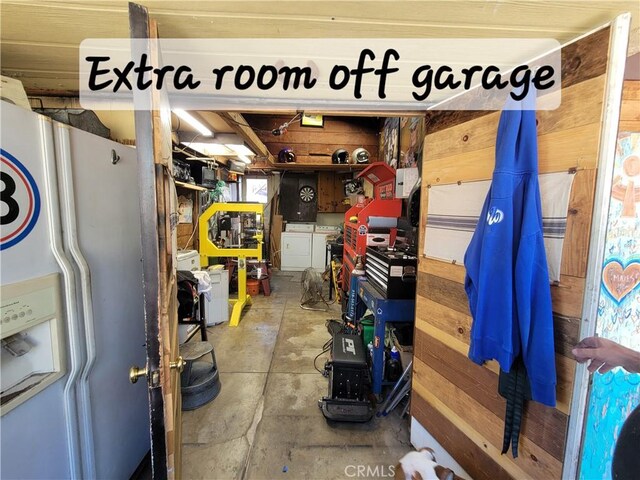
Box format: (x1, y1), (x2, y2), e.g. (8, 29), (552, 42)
(602, 260), (640, 303)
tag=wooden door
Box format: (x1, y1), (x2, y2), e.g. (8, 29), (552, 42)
(129, 3), (182, 479)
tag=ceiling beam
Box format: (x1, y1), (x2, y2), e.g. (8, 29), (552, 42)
(217, 111), (276, 166)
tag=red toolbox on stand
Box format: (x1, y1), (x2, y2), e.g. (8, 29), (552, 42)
(342, 163), (402, 291)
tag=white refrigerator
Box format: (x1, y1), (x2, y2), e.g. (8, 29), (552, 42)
(0, 101), (149, 479)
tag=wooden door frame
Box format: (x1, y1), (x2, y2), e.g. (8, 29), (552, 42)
(126, 4), (631, 476)
(129, 3), (182, 479)
(563, 13), (632, 479)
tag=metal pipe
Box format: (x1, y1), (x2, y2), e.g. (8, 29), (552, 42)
(377, 360), (412, 416)
(384, 381), (412, 416)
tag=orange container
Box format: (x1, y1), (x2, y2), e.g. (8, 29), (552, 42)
(247, 278), (260, 296)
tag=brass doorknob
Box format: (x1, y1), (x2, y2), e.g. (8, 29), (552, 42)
(129, 365), (147, 384)
(170, 356), (185, 373)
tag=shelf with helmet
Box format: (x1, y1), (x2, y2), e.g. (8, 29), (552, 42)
(331, 147), (371, 165)
(269, 163), (368, 171)
(270, 145), (373, 170)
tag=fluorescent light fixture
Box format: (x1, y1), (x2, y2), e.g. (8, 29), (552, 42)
(227, 144), (255, 156)
(237, 155), (252, 164)
(186, 142), (233, 156)
(211, 134), (255, 156)
(180, 132), (256, 157)
(173, 109), (212, 137)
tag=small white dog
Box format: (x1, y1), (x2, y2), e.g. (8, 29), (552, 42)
(394, 448), (461, 480)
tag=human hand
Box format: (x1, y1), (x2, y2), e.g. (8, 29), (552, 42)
(572, 336), (640, 374)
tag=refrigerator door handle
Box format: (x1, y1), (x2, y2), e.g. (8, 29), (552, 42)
(39, 116), (84, 479)
(54, 123), (97, 480)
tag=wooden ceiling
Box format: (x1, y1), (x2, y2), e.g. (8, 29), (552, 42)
(1, 1), (639, 95)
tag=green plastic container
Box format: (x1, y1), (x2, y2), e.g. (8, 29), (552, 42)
(361, 316), (374, 347)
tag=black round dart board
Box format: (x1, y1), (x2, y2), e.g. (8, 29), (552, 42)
(299, 186), (316, 203)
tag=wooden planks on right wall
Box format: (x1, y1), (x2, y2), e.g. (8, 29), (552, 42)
(619, 80), (640, 131)
(411, 26), (613, 480)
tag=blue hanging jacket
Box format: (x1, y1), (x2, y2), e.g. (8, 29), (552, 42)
(463, 92), (556, 407)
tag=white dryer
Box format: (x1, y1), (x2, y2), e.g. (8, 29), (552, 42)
(280, 232), (313, 271)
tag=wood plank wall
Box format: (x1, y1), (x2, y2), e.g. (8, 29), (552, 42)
(318, 171), (350, 213)
(244, 114), (379, 165)
(177, 222), (197, 250)
(620, 80), (640, 131)
(411, 27), (612, 480)
(176, 189), (199, 250)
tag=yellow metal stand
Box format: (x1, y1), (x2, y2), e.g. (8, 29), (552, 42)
(229, 257), (252, 326)
(198, 202), (264, 327)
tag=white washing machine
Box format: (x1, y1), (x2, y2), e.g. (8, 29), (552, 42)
(312, 226), (340, 271)
(312, 233), (330, 271)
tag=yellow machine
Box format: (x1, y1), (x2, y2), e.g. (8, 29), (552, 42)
(198, 202), (264, 326)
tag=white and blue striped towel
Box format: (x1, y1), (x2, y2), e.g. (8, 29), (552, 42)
(424, 172), (575, 282)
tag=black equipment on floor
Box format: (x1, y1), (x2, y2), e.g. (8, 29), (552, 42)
(377, 360), (412, 418)
(365, 247), (417, 299)
(177, 271), (199, 319)
(319, 333), (374, 422)
(177, 270), (207, 341)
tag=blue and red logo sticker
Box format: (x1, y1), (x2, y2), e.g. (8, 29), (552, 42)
(1, 149), (40, 250)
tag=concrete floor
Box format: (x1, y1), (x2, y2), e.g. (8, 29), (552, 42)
(181, 270), (411, 480)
